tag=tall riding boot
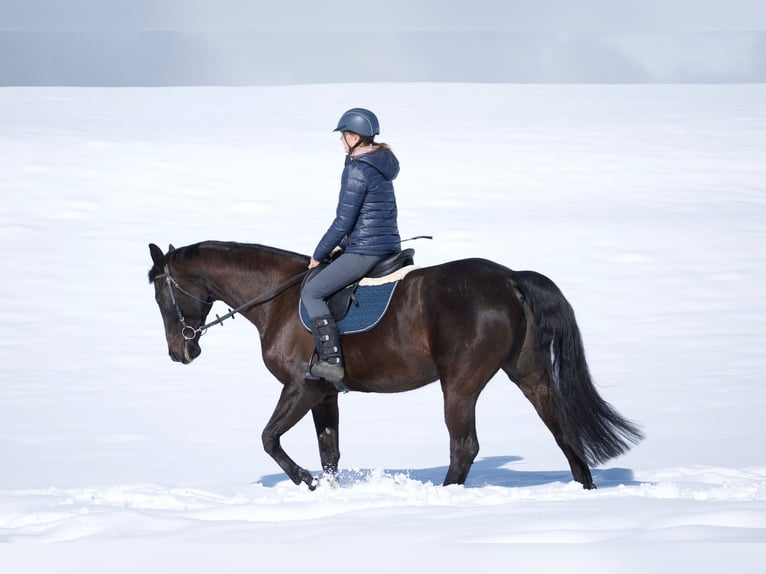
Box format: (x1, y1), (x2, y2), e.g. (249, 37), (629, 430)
(309, 315), (346, 386)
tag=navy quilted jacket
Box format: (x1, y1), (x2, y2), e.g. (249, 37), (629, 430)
(312, 147), (401, 261)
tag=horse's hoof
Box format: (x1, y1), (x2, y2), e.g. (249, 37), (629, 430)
(301, 472), (319, 491)
(319, 473), (340, 489)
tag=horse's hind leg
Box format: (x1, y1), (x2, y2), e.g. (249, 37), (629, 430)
(507, 368), (595, 489)
(438, 334), (506, 485)
(440, 365), (495, 486)
(442, 388), (480, 485)
(311, 393), (340, 480)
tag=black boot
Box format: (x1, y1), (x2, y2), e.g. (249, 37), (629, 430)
(309, 315), (346, 386)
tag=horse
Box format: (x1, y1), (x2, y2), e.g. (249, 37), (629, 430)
(147, 240), (643, 490)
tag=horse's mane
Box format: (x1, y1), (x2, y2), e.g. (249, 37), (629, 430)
(148, 241), (307, 283)
(170, 241), (307, 263)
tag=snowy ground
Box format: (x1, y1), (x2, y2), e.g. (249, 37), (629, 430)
(0, 84), (765, 564)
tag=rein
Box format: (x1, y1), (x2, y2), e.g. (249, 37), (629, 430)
(159, 264), (308, 340)
(158, 237), (430, 341)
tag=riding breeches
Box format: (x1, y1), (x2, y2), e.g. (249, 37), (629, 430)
(300, 252), (383, 319)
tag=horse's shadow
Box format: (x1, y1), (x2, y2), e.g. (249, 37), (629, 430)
(256, 455), (640, 489)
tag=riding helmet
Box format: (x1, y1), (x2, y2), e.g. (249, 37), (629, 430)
(333, 108), (380, 137)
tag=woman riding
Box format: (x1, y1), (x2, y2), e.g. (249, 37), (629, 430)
(301, 108), (401, 385)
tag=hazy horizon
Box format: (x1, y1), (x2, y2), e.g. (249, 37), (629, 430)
(2, 1), (765, 86)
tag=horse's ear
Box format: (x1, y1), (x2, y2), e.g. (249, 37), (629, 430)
(168, 243), (176, 252)
(149, 243), (166, 267)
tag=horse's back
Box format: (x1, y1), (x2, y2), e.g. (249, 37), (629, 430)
(408, 257), (517, 294)
(393, 257), (525, 337)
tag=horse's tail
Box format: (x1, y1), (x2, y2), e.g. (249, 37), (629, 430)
(511, 270), (643, 465)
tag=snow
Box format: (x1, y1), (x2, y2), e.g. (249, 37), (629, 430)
(1, 84), (765, 565)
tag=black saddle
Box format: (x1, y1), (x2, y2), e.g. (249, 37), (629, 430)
(302, 248), (415, 321)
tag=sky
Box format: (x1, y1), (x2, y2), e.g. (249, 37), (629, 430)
(1, 1), (766, 85)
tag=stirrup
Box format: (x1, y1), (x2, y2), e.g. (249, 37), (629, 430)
(312, 362), (349, 393)
(329, 379), (350, 394)
(303, 351), (349, 393)
(304, 349), (322, 381)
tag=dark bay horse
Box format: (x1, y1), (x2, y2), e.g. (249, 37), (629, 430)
(148, 241), (642, 490)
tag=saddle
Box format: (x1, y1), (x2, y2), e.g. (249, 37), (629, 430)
(302, 248), (415, 322)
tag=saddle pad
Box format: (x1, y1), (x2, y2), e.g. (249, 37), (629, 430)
(359, 264), (417, 286)
(300, 280), (400, 335)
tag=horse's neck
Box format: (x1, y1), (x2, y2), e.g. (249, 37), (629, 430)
(189, 246), (305, 308)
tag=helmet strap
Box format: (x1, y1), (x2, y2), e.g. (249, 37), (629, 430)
(344, 133), (366, 156)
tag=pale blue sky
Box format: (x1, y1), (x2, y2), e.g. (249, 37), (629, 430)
(1, 1), (765, 85)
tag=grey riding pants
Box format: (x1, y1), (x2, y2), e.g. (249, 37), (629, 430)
(301, 252), (383, 319)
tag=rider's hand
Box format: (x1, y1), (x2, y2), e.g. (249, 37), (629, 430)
(308, 257), (320, 269)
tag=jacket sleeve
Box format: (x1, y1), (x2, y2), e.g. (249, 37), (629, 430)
(312, 163), (368, 261)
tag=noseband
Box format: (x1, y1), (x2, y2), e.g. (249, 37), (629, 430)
(156, 264), (308, 341)
(158, 265), (211, 340)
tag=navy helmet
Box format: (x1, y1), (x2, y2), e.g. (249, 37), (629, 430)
(333, 108), (380, 137)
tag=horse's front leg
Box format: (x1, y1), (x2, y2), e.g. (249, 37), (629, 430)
(312, 392), (340, 483)
(261, 382), (327, 490)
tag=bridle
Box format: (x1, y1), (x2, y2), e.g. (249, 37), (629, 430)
(157, 266), (211, 340)
(156, 264), (308, 341)
(154, 236), (431, 341)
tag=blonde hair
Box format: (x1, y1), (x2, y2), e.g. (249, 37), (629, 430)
(365, 137), (391, 151)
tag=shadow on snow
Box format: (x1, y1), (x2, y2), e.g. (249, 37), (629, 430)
(256, 455), (640, 489)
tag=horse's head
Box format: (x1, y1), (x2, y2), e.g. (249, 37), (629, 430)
(148, 243), (213, 364)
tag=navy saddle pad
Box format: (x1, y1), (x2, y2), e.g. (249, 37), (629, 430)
(300, 280), (400, 335)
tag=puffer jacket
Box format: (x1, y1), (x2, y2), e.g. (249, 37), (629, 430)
(312, 146), (401, 261)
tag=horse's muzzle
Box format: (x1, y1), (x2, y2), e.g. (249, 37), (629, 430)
(169, 339), (201, 364)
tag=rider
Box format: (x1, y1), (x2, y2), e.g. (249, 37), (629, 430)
(302, 108), (401, 385)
